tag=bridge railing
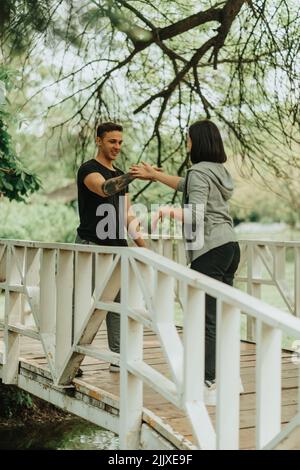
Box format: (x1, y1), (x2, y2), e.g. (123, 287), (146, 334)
(149, 238), (300, 343)
(0, 239), (300, 450)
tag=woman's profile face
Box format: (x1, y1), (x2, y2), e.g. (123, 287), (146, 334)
(187, 135), (192, 152)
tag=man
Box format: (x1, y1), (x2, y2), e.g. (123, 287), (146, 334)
(76, 121), (146, 373)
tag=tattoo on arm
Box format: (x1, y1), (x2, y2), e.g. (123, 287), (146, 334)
(102, 173), (135, 196)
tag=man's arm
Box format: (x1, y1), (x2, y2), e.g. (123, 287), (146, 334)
(84, 172), (135, 198)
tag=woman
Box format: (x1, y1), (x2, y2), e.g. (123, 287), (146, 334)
(131, 120), (241, 405)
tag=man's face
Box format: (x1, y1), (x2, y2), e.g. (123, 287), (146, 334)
(97, 131), (123, 161)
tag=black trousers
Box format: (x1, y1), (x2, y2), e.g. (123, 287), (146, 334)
(190, 241), (240, 382)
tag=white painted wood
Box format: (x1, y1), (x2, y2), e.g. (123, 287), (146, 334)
(74, 251), (93, 339)
(57, 253), (120, 384)
(153, 271), (183, 385)
(40, 249), (56, 372)
(0, 245), (6, 283)
(127, 360), (179, 407)
(142, 408), (197, 450)
(25, 286), (40, 326)
(4, 284), (24, 293)
(295, 247), (300, 318)
(120, 254), (143, 450)
(7, 324), (39, 340)
(216, 301), (240, 450)
(256, 320), (282, 449)
(24, 247), (40, 329)
(95, 253), (114, 283)
(18, 373), (119, 434)
(127, 307), (153, 330)
(157, 239), (164, 256)
(183, 285), (205, 402)
(140, 423), (176, 450)
(263, 413), (300, 450)
(129, 258), (154, 314)
(95, 301), (121, 313)
(7, 246), (22, 285)
(1, 238), (300, 451)
(174, 240), (187, 307)
(3, 328), (20, 384)
(273, 245), (286, 281)
(94, 254), (120, 303)
(163, 240), (173, 260)
(3, 247), (21, 384)
(246, 245), (262, 341)
(235, 243), (247, 278)
(1, 240), (299, 338)
(176, 240), (187, 266)
(182, 285), (216, 449)
(55, 250), (74, 371)
(238, 241), (297, 319)
(11, 246), (25, 284)
(75, 345), (119, 364)
(185, 402), (216, 449)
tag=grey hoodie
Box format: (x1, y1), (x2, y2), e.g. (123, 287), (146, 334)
(177, 161), (236, 263)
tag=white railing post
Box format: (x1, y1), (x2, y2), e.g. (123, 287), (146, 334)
(119, 253), (143, 449)
(295, 247), (300, 318)
(24, 247), (40, 328)
(40, 249), (56, 376)
(216, 301), (241, 449)
(183, 285), (216, 450)
(153, 270), (182, 385)
(1, 238), (300, 451)
(256, 320), (282, 449)
(55, 249), (74, 374)
(74, 251), (93, 339)
(3, 246), (22, 384)
(246, 244), (263, 341)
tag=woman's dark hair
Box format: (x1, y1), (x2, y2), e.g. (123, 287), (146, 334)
(96, 122), (123, 138)
(188, 120), (227, 164)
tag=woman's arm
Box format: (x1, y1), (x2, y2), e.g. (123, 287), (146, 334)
(130, 162), (183, 191)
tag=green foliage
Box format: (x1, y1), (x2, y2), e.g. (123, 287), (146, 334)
(0, 1), (51, 55)
(0, 66), (40, 201)
(0, 381), (33, 418)
(0, 199), (78, 243)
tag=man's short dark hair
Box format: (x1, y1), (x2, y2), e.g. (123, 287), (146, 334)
(189, 120), (227, 164)
(96, 122), (123, 138)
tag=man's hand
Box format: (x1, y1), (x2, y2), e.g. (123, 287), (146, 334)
(130, 162), (163, 181)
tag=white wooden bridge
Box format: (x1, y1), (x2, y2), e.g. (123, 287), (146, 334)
(0, 238), (300, 450)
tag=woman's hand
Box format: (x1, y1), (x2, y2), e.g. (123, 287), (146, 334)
(151, 206), (183, 232)
(130, 162), (163, 181)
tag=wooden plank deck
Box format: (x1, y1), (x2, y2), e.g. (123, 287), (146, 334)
(0, 325), (299, 450)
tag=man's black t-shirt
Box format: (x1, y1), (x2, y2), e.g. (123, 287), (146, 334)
(77, 159), (128, 246)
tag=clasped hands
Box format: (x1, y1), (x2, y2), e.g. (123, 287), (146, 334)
(130, 161), (161, 181)
(130, 162), (183, 232)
